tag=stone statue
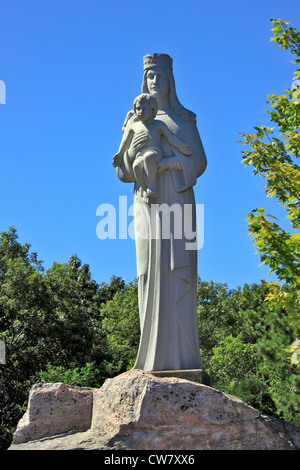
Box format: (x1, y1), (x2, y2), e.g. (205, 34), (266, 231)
(114, 53), (207, 373)
(113, 93), (192, 199)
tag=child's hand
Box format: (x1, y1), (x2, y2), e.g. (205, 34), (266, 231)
(112, 153), (122, 167)
(179, 144), (192, 156)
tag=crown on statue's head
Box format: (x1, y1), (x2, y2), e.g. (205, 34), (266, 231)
(143, 53), (173, 71)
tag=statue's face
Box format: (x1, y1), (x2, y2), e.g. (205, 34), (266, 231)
(146, 69), (169, 99)
(135, 100), (153, 122)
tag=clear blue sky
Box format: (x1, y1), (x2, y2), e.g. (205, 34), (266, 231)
(1, 0), (299, 289)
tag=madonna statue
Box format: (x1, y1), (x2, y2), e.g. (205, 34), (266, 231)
(114, 53), (207, 372)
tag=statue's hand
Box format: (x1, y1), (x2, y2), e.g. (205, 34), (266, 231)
(128, 132), (149, 160)
(179, 143), (192, 156)
(112, 153), (122, 167)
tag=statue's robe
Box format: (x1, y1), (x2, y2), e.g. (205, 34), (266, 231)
(117, 108), (206, 371)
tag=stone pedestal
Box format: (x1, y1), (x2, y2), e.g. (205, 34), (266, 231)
(149, 369), (212, 386)
(9, 370), (300, 450)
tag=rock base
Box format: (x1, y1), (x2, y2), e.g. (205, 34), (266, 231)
(149, 369), (212, 386)
(9, 369), (300, 450)
(11, 383), (93, 445)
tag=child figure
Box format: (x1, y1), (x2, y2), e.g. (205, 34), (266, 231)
(112, 93), (192, 198)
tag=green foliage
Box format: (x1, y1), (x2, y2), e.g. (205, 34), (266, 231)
(238, 18), (300, 364)
(0, 227), (125, 449)
(209, 334), (257, 387)
(38, 363), (106, 388)
(197, 279), (300, 423)
(100, 280), (140, 372)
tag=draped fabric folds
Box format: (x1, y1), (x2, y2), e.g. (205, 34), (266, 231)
(117, 108), (205, 372)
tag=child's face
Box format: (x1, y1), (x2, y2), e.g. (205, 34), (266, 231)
(135, 100), (153, 122)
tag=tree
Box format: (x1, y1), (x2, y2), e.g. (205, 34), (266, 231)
(197, 278), (300, 423)
(100, 280), (140, 372)
(239, 19), (300, 365)
(0, 227), (125, 449)
(0, 227), (49, 448)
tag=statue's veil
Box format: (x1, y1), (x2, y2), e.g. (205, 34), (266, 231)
(141, 67), (196, 122)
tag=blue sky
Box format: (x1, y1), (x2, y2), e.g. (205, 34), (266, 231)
(1, 0), (299, 289)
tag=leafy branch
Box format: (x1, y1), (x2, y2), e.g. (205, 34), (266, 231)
(239, 19), (300, 366)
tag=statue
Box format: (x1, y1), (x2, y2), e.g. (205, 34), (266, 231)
(113, 93), (192, 199)
(113, 53), (207, 373)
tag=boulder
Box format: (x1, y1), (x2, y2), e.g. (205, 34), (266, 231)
(9, 369), (300, 450)
(11, 382), (93, 445)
